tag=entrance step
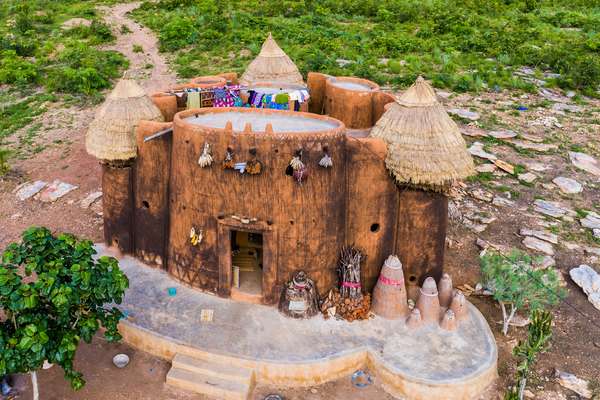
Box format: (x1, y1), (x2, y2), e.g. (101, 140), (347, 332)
(166, 354), (254, 400)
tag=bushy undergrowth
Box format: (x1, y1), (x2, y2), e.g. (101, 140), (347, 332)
(133, 0), (600, 95)
(0, 1), (128, 96)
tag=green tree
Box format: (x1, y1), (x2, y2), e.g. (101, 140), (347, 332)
(480, 250), (565, 335)
(0, 227), (129, 399)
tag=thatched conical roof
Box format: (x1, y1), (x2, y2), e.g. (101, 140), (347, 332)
(86, 79), (164, 161)
(370, 76), (474, 190)
(239, 33), (304, 86)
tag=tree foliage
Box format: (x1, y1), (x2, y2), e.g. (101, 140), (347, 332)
(0, 227), (129, 390)
(480, 249), (565, 335)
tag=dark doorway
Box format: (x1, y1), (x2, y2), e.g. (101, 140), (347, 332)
(230, 230), (263, 296)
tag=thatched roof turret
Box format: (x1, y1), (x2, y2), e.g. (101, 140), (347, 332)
(86, 79), (164, 161)
(239, 33), (304, 86)
(370, 77), (474, 190)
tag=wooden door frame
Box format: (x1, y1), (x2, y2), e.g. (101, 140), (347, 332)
(216, 218), (278, 305)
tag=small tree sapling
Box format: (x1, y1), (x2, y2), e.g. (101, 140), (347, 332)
(0, 227), (129, 399)
(480, 250), (564, 335)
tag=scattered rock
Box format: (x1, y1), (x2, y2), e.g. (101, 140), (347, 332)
(493, 159), (515, 174)
(523, 236), (555, 255)
(533, 199), (575, 219)
(539, 88), (568, 102)
(436, 90), (452, 99)
(584, 246), (600, 257)
(37, 180), (78, 202)
(476, 163), (497, 173)
(239, 49), (252, 58)
(464, 219), (488, 233)
(593, 229), (600, 239)
(461, 126), (488, 137)
(80, 191), (102, 208)
(552, 103), (583, 113)
(519, 228), (559, 244)
(518, 172), (538, 183)
(492, 196), (515, 207)
(61, 18), (92, 29)
(539, 255), (556, 268)
(519, 133), (544, 143)
(336, 59), (354, 67)
(468, 142), (497, 160)
(530, 116), (562, 128)
(525, 162), (552, 172)
(564, 242), (582, 251)
(488, 129), (517, 139)
(16, 181), (47, 201)
(581, 211), (600, 229)
(569, 152), (600, 177)
(448, 108), (480, 121)
(469, 188), (493, 202)
(509, 140), (558, 152)
(535, 391), (567, 400)
(552, 177), (582, 194)
(555, 369), (593, 398)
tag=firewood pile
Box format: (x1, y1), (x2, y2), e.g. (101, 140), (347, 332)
(320, 288), (372, 321)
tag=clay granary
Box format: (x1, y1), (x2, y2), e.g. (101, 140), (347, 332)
(87, 33), (474, 306)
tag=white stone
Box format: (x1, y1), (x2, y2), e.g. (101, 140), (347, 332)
(80, 191), (102, 208)
(519, 228), (559, 244)
(16, 181), (47, 201)
(469, 188), (493, 202)
(37, 180), (78, 202)
(475, 163), (496, 173)
(522, 236), (555, 255)
(468, 142), (497, 160)
(518, 172), (537, 183)
(61, 18), (92, 29)
(584, 247), (600, 257)
(564, 242), (581, 251)
(448, 108), (480, 121)
(487, 130), (517, 139)
(492, 196), (515, 207)
(533, 199), (575, 219)
(552, 103), (583, 113)
(540, 256), (556, 268)
(581, 211), (600, 229)
(509, 140), (558, 152)
(556, 369), (593, 398)
(552, 177), (582, 194)
(594, 229), (600, 239)
(525, 162), (552, 172)
(569, 152), (600, 177)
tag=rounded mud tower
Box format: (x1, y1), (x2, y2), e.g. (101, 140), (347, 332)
(371, 255), (409, 319)
(151, 92), (178, 122)
(168, 107), (346, 303)
(324, 77), (380, 129)
(188, 75), (227, 89)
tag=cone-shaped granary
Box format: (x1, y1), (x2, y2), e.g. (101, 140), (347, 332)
(86, 78), (164, 161)
(370, 76), (474, 190)
(239, 33), (304, 86)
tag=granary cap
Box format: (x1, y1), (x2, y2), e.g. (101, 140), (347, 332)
(370, 76), (474, 191)
(239, 33), (304, 86)
(85, 78), (164, 161)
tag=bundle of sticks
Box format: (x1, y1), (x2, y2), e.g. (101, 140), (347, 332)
(337, 246), (363, 300)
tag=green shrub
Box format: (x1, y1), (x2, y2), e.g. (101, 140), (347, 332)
(480, 250), (565, 335)
(0, 147), (10, 176)
(0, 50), (38, 84)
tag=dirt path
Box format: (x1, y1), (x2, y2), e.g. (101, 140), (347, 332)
(99, 1), (177, 92)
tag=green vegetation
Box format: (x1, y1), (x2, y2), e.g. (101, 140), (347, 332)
(0, 1), (128, 96)
(0, 147), (10, 176)
(133, 44), (144, 53)
(133, 0), (600, 96)
(0, 227), (129, 395)
(504, 310), (553, 400)
(480, 249), (565, 335)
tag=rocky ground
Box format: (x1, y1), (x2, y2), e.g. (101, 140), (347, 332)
(1, 3), (599, 400)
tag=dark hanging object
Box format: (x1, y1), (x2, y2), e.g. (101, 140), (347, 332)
(289, 149), (308, 183)
(246, 147), (263, 175)
(223, 146), (235, 169)
(278, 271), (320, 319)
(319, 145), (333, 168)
(337, 246), (364, 300)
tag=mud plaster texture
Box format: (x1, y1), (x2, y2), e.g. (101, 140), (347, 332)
(99, 244), (497, 399)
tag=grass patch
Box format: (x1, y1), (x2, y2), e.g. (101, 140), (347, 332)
(132, 0), (600, 96)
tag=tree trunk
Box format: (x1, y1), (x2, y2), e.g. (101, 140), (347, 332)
(501, 302), (517, 336)
(518, 377), (527, 400)
(31, 371), (39, 400)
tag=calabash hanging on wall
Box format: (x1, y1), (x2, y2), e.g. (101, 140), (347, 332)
(197, 142), (213, 167)
(288, 149), (308, 183)
(223, 146), (235, 169)
(189, 227), (203, 246)
(319, 145), (333, 168)
(246, 147), (263, 175)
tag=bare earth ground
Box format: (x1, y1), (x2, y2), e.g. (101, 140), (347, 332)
(1, 3), (599, 400)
